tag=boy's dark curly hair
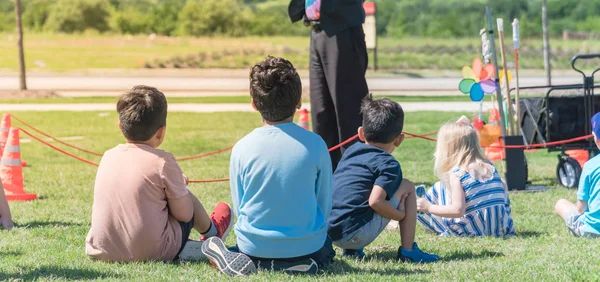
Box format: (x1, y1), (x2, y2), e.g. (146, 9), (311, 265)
(250, 56), (302, 122)
(360, 94), (405, 143)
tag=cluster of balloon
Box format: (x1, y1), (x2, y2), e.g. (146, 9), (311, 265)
(458, 58), (497, 102)
(477, 109), (503, 147)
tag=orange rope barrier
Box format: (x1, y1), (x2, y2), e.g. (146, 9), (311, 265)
(19, 127), (100, 167)
(24, 112), (588, 184)
(12, 115), (103, 157)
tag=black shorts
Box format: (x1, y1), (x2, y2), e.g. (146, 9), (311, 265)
(175, 216), (194, 257)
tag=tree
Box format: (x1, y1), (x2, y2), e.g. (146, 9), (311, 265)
(15, 0), (26, 90)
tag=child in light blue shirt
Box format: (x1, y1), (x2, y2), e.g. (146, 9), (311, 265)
(555, 112), (600, 237)
(202, 56), (334, 276)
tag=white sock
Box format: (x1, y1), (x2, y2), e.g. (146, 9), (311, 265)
(201, 221), (218, 237)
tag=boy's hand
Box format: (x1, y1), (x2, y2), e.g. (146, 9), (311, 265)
(183, 174), (189, 185)
(416, 198), (431, 213)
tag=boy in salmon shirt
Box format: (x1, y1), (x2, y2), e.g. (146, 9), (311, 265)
(86, 85), (235, 262)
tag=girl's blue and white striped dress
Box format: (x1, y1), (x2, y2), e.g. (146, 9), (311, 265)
(417, 166), (516, 237)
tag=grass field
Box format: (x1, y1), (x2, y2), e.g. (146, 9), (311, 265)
(0, 110), (598, 281)
(2, 33), (600, 72)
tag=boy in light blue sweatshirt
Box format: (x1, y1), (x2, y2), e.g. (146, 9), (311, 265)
(202, 56), (334, 276)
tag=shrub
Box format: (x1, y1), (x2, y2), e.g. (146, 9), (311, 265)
(44, 0), (110, 33)
(177, 0), (251, 37)
(108, 6), (151, 35)
(149, 0), (185, 36)
(23, 0), (55, 32)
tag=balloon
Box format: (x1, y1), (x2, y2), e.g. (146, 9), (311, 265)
(482, 64), (496, 80)
(472, 58), (483, 80)
(459, 79), (476, 94)
(470, 83), (485, 102)
(480, 79), (497, 94)
(462, 66), (476, 80)
(478, 124), (502, 146)
(473, 119), (484, 130)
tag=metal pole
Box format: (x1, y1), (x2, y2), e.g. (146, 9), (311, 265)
(542, 0), (551, 85)
(513, 19), (521, 135)
(486, 7), (507, 137)
(15, 0), (27, 90)
(497, 18), (516, 136)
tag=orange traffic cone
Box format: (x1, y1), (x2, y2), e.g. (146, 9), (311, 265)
(0, 114), (27, 167)
(298, 109), (310, 130)
(1, 128), (36, 201)
(485, 138), (506, 162)
(566, 150), (589, 169)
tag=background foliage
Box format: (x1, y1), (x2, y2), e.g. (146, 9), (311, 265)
(0, 0), (599, 37)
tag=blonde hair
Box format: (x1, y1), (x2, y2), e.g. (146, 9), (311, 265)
(434, 122), (491, 182)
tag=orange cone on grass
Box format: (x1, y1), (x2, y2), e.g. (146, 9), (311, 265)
(0, 114), (27, 167)
(298, 109), (310, 130)
(484, 108), (505, 162)
(1, 127), (36, 201)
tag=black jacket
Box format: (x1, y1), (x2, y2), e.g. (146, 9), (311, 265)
(288, 0), (365, 36)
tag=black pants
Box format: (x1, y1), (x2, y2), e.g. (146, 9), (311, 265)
(309, 25), (369, 170)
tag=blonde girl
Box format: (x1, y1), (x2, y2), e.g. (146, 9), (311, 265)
(416, 116), (515, 237)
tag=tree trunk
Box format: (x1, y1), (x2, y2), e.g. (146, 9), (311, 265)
(542, 0), (551, 86)
(15, 0), (27, 90)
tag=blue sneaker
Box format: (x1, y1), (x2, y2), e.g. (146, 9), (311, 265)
(397, 242), (439, 263)
(342, 248), (365, 259)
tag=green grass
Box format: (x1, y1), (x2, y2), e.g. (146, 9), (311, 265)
(2, 33), (600, 72)
(1, 111), (599, 280)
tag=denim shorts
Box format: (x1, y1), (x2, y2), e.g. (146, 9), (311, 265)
(566, 212), (600, 238)
(333, 196), (400, 249)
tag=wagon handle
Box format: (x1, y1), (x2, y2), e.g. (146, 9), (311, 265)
(570, 54), (600, 78)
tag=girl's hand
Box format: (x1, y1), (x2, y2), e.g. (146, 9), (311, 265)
(416, 198), (431, 213)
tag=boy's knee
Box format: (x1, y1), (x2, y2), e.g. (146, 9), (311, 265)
(554, 198), (567, 212)
(393, 178), (415, 202)
(398, 178), (415, 192)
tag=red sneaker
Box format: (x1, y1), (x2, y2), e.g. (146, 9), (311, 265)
(200, 202), (234, 241)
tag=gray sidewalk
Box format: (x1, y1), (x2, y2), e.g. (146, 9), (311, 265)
(0, 101), (496, 112)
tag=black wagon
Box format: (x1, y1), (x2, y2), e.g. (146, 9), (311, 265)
(515, 54), (600, 188)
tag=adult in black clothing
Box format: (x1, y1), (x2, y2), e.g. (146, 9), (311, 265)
(289, 0), (369, 170)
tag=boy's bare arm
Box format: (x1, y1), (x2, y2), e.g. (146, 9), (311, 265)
(577, 200), (588, 214)
(167, 192), (194, 223)
(369, 185), (407, 221)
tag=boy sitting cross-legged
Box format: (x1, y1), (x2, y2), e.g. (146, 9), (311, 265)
(328, 96), (439, 263)
(202, 56), (335, 276)
(554, 112), (600, 238)
(86, 85), (235, 262)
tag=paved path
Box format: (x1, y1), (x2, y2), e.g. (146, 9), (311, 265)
(0, 102), (497, 112)
(0, 74), (585, 96)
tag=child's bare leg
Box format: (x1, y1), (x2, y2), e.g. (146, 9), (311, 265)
(189, 193), (212, 234)
(0, 183), (13, 230)
(555, 198), (578, 222)
(396, 179), (416, 250)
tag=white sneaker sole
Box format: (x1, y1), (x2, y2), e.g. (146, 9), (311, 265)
(201, 237), (256, 276)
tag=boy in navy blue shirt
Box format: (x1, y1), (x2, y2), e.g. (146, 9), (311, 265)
(328, 96), (438, 263)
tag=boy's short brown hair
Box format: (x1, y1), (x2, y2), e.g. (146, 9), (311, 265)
(250, 56), (302, 122)
(117, 85), (167, 142)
